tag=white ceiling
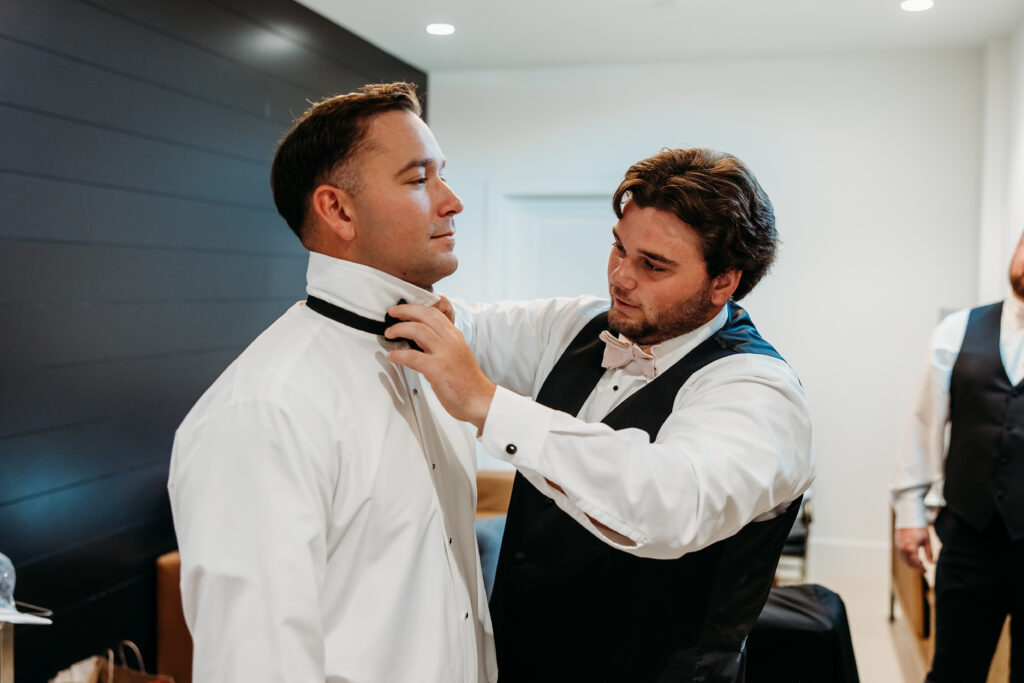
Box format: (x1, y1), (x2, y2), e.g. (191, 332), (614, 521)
(295, 0), (1024, 72)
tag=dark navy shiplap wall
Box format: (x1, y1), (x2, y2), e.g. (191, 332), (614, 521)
(0, 1), (426, 679)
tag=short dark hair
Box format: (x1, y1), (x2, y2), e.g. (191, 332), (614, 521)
(270, 82), (422, 241)
(612, 148), (777, 301)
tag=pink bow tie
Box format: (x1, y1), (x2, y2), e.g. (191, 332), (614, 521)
(599, 330), (657, 379)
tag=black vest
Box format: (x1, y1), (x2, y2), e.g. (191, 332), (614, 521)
(945, 301), (1024, 539)
(489, 304), (802, 683)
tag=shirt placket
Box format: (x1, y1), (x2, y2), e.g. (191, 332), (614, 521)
(399, 366), (476, 683)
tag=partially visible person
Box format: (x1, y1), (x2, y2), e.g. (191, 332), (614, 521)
(893, 233), (1024, 683)
(168, 83), (496, 683)
(388, 148), (814, 682)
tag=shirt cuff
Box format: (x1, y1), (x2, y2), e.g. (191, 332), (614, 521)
(479, 385), (553, 469)
(892, 492), (929, 529)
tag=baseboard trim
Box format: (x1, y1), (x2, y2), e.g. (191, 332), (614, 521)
(807, 536), (890, 579)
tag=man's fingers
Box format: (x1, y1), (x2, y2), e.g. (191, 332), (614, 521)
(385, 320), (436, 349)
(900, 548), (924, 572)
(922, 536), (933, 564)
(434, 295), (455, 323)
(388, 302), (447, 327)
(387, 348), (425, 372)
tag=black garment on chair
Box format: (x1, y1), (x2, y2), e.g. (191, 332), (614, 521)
(746, 584), (859, 683)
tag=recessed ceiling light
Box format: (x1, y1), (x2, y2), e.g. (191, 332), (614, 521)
(900, 0), (934, 11)
(426, 23), (455, 36)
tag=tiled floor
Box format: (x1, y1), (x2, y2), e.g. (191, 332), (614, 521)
(804, 571), (926, 683)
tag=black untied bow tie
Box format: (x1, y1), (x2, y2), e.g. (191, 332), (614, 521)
(305, 295), (422, 351)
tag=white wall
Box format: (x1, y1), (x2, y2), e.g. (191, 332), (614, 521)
(978, 21), (1024, 299)
(429, 50), (985, 578)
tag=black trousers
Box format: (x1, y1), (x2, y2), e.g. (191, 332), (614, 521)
(926, 508), (1023, 683)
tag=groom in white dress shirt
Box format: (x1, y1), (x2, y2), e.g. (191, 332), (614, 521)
(168, 83), (496, 683)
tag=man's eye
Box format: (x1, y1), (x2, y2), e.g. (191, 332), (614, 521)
(644, 260), (665, 272)
(612, 242), (625, 253)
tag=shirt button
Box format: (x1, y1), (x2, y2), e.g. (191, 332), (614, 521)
(612, 385), (619, 391)
(431, 463), (436, 470)
(464, 612), (470, 620)
(506, 443), (517, 455)
(513, 551), (526, 563)
(412, 388), (418, 395)
(448, 537), (453, 545)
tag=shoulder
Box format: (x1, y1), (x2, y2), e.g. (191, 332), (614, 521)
(687, 352), (803, 395)
(176, 303), (346, 437)
(926, 307), (971, 365)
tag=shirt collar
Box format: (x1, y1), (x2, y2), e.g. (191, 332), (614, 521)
(613, 303), (731, 377)
(305, 251), (440, 322)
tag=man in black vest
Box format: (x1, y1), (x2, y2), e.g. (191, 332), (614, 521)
(389, 148), (815, 682)
(893, 234), (1024, 682)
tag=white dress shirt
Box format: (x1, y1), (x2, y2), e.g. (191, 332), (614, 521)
(169, 253), (497, 683)
(892, 294), (1024, 529)
(453, 297), (814, 561)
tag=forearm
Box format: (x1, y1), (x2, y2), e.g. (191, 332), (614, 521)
(480, 365), (813, 560)
(890, 321), (958, 527)
(452, 296), (607, 396)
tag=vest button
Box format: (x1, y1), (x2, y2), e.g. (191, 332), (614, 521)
(545, 498), (555, 507)
(997, 491), (1005, 500)
(513, 551), (526, 564)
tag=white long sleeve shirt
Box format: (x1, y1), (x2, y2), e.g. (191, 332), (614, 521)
(169, 253), (496, 683)
(891, 294), (1024, 529)
(453, 296), (814, 561)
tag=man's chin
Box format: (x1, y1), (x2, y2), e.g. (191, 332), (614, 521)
(607, 310), (648, 340)
(427, 255), (458, 287)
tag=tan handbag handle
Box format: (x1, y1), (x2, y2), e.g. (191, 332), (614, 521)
(117, 640), (147, 673)
(104, 648), (115, 683)
(100, 639), (148, 681)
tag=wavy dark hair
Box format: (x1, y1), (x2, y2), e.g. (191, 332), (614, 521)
(270, 82), (422, 242)
(612, 148), (776, 301)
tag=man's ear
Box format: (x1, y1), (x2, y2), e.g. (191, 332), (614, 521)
(709, 269), (741, 307)
(309, 184), (356, 242)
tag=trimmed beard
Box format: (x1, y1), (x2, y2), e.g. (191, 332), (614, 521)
(608, 279), (716, 346)
(1012, 271), (1024, 301)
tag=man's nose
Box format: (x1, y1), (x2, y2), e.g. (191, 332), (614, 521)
(439, 182), (463, 216)
(610, 260), (636, 289)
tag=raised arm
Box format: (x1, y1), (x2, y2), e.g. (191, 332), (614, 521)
(387, 304), (813, 560)
(450, 296), (608, 397)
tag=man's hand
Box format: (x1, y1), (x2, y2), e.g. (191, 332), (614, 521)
(896, 527), (933, 572)
(434, 294), (455, 323)
(386, 303), (496, 431)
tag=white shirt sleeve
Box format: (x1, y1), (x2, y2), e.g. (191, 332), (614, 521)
(452, 296), (609, 397)
(891, 310), (969, 529)
(169, 396), (332, 683)
(479, 353), (814, 561)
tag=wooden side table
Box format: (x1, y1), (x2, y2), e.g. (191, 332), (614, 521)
(1, 622), (13, 683)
